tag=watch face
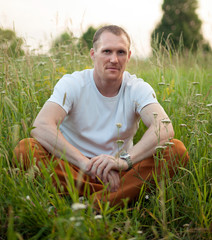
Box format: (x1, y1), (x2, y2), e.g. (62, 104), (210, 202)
(120, 153), (130, 159)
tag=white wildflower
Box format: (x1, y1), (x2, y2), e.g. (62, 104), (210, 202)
(155, 146), (167, 151)
(206, 103), (212, 107)
(198, 112), (205, 116)
(161, 119), (171, 124)
(70, 216), (84, 221)
(165, 142), (174, 146)
(158, 82), (165, 85)
(137, 230), (143, 234)
(94, 214), (103, 220)
(71, 203), (87, 211)
(75, 222), (81, 227)
(164, 99), (171, 102)
(145, 195), (150, 200)
(204, 131), (212, 136)
(180, 124), (187, 127)
(26, 195), (30, 200)
(47, 206), (55, 213)
(183, 223), (189, 227)
(116, 123), (122, 128)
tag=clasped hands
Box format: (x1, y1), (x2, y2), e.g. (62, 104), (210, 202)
(85, 154), (128, 192)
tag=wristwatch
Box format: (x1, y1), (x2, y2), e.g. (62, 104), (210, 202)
(120, 152), (133, 171)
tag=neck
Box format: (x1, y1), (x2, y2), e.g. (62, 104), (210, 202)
(93, 73), (122, 97)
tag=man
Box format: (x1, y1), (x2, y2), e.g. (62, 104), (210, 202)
(14, 25), (189, 208)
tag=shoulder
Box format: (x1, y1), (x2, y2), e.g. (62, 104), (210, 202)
(58, 69), (93, 87)
(123, 71), (154, 92)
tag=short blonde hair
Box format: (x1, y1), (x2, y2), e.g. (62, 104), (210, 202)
(93, 25), (131, 49)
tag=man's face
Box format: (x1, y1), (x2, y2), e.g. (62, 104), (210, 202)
(90, 31), (131, 83)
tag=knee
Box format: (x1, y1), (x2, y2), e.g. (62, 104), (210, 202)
(13, 138), (35, 169)
(169, 139), (189, 166)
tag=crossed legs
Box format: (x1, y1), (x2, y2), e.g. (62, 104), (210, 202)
(13, 138), (189, 207)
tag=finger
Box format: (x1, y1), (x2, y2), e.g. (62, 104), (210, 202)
(102, 164), (113, 183)
(96, 160), (108, 181)
(109, 171), (120, 191)
(107, 173), (115, 192)
(90, 159), (103, 179)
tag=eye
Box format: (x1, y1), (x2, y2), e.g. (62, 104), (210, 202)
(103, 50), (111, 54)
(118, 50), (126, 55)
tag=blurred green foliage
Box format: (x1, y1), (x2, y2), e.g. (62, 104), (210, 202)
(151, 0), (211, 52)
(0, 28), (25, 57)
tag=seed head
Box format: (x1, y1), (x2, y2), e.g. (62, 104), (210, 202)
(116, 123), (122, 128)
(180, 124), (187, 127)
(71, 203), (87, 211)
(158, 82), (165, 86)
(192, 82), (199, 85)
(161, 119), (171, 124)
(94, 214), (103, 220)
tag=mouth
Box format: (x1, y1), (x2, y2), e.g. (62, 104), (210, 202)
(106, 66), (120, 71)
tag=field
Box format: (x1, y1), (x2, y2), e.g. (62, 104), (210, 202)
(0, 45), (211, 239)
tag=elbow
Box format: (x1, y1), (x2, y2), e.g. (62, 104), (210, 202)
(30, 124), (38, 138)
(167, 124), (175, 140)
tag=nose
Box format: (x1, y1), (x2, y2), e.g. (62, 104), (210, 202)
(110, 53), (118, 63)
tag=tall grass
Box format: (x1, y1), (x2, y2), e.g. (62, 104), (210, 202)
(0, 42), (211, 239)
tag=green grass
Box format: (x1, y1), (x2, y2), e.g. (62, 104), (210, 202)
(0, 44), (211, 239)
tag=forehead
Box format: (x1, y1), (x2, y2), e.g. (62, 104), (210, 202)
(96, 31), (130, 50)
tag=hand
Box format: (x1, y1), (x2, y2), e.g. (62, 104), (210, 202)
(107, 170), (120, 192)
(88, 154), (128, 183)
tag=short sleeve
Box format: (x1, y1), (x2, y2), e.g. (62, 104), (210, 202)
(132, 80), (158, 114)
(47, 75), (74, 113)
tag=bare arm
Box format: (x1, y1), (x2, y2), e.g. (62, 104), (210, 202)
(128, 103), (174, 164)
(31, 101), (92, 173)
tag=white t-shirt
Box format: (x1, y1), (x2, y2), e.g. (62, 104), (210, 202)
(48, 69), (158, 158)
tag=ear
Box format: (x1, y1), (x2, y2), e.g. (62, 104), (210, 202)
(127, 50), (131, 62)
(90, 48), (95, 60)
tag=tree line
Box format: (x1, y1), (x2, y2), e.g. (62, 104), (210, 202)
(0, 0), (210, 58)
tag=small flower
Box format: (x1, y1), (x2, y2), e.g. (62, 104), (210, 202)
(94, 214), (103, 220)
(75, 222), (81, 227)
(198, 112), (205, 116)
(164, 142), (174, 146)
(137, 230), (143, 234)
(180, 124), (187, 127)
(183, 223), (189, 227)
(116, 123), (122, 128)
(164, 99), (171, 102)
(204, 131), (212, 136)
(70, 216), (84, 221)
(145, 195), (150, 200)
(47, 206), (55, 213)
(155, 146), (167, 151)
(206, 103), (212, 107)
(116, 140), (124, 144)
(71, 203), (87, 211)
(26, 195), (30, 200)
(158, 82), (165, 85)
(161, 119), (171, 124)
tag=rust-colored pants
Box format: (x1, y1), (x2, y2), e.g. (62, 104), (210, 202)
(13, 138), (189, 207)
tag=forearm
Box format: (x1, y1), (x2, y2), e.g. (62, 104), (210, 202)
(31, 124), (90, 172)
(128, 124), (174, 164)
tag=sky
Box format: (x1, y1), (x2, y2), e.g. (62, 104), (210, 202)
(0, 0), (212, 58)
